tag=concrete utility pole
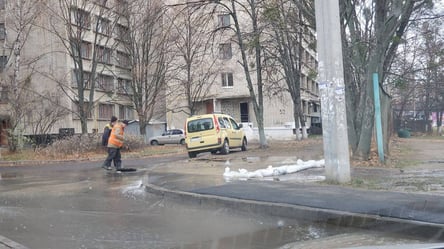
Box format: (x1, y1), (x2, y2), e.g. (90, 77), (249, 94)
(314, 0), (350, 183)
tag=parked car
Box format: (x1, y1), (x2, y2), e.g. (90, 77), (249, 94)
(184, 113), (247, 158)
(149, 129), (185, 145)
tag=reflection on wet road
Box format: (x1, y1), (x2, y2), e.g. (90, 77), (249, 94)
(0, 163), (329, 249)
(0, 160), (426, 249)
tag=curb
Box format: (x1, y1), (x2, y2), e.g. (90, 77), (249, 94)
(144, 183), (444, 241)
(0, 235), (29, 249)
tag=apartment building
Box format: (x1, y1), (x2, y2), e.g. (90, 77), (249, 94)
(165, 1), (320, 135)
(0, 0), (319, 146)
(0, 0), (136, 145)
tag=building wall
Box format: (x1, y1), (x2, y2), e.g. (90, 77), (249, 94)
(0, 0), (140, 137)
(166, 0), (319, 133)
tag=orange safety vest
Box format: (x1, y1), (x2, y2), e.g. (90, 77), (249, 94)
(108, 123), (124, 148)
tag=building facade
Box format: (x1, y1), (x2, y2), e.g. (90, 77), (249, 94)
(0, 0), (319, 146)
(0, 0), (137, 146)
(165, 1), (320, 138)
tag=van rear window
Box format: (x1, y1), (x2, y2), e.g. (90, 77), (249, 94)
(187, 118), (214, 133)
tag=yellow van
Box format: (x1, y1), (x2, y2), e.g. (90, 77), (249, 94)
(184, 113), (247, 158)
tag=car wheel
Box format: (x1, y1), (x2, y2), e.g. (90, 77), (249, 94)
(241, 138), (247, 151)
(188, 152), (196, 158)
(210, 150), (217, 155)
(150, 140), (159, 146)
(180, 139), (185, 145)
(220, 139), (229, 155)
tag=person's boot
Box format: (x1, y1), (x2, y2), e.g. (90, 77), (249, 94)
(115, 165), (122, 173)
(101, 165), (112, 170)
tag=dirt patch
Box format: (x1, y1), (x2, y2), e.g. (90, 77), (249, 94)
(237, 136), (444, 194)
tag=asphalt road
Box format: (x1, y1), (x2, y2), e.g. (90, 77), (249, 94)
(2, 151), (441, 249)
(0, 156), (341, 249)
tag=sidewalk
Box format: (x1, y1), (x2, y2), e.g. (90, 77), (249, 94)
(144, 141), (444, 244)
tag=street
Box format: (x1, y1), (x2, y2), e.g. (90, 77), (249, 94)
(1, 148), (439, 249)
(0, 156), (341, 249)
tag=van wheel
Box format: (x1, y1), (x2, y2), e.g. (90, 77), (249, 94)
(241, 138), (247, 151)
(220, 140), (229, 155)
(188, 152), (197, 158)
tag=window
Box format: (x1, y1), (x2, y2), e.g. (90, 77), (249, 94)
(172, 129), (183, 135)
(219, 43), (232, 59)
(74, 102), (93, 119)
(80, 42), (91, 59)
(115, 24), (129, 42)
(0, 0), (5, 10)
(71, 70), (91, 89)
(96, 74), (114, 91)
(218, 14), (230, 27)
(218, 117), (227, 128)
(0, 56), (6, 72)
(0, 23), (5, 40)
(116, 51), (130, 68)
(96, 46), (111, 64)
(229, 118), (240, 129)
(96, 17), (111, 35)
(71, 8), (90, 29)
(99, 103), (114, 119)
(115, 0), (129, 15)
(94, 0), (107, 7)
(221, 72), (233, 87)
(0, 86), (8, 103)
(117, 78), (132, 94)
(119, 105), (134, 120)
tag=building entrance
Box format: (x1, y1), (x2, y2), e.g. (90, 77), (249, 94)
(240, 102), (249, 122)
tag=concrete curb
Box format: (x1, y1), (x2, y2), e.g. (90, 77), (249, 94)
(0, 235), (29, 249)
(144, 182), (444, 240)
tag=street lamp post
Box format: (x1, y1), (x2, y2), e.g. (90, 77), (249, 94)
(315, 0), (351, 183)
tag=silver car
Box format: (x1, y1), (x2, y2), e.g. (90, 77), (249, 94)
(149, 129), (185, 145)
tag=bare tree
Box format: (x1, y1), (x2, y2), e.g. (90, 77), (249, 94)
(262, 0), (315, 140)
(388, 47), (420, 131)
(210, 0), (269, 148)
(166, 3), (220, 116)
(415, 20), (444, 134)
(26, 91), (70, 146)
(0, 0), (47, 151)
(339, 0), (433, 160)
(44, 0), (119, 134)
(118, 1), (172, 135)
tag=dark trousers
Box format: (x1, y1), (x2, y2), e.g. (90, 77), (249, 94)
(103, 147), (122, 169)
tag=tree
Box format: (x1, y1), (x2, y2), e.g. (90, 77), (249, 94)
(262, 0), (316, 140)
(339, 0), (433, 160)
(212, 0), (269, 148)
(119, 1), (172, 135)
(26, 91), (70, 146)
(0, 0), (47, 151)
(167, 2), (220, 116)
(45, 0), (119, 134)
(417, 20), (444, 134)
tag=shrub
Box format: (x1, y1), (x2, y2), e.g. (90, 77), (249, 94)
(38, 133), (146, 158)
(38, 134), (102, 158)
(122, 134), (145, 151)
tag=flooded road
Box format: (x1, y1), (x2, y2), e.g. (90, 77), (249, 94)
(0, 158), (427, 249)
(0, 160), (327, 249)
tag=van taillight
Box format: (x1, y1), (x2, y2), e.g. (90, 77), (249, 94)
(214, 115), (220, 133)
